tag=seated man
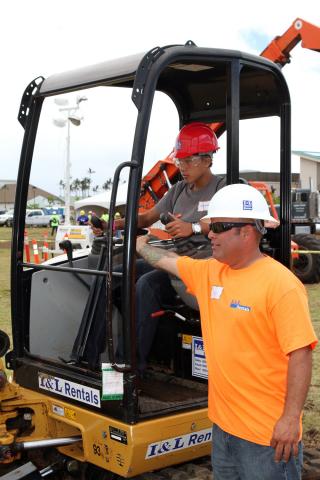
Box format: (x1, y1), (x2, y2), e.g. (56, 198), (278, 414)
(93, 122), (225, 372)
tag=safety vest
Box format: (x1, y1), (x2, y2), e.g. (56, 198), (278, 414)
(50, 215), (59, 227)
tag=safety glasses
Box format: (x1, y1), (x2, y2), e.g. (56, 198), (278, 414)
(173, 156), (203, 168)
(209, 222), (254, 234)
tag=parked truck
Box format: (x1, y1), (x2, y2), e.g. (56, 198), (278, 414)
(25, 208), (53, 227)
(0, 209), (14, 227)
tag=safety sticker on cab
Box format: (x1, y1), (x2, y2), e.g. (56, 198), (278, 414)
(192, 336), (208, 380)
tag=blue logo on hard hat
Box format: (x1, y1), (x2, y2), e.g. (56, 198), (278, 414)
(243, 200), (252, 210)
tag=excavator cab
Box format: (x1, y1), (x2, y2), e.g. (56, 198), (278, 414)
(4, 43), (291, 477)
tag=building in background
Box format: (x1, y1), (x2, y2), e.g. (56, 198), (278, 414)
(239, 171), (300, 198)
(0, 181), (63, 210)
(292, 151), (320, 191)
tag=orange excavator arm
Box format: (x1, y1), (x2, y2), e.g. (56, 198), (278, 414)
(260, 18), (320, 66)
(139, 18), (320, 211)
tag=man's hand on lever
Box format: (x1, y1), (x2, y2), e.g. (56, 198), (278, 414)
(136, 234), (180, 277)
(165, 213), (193, 239)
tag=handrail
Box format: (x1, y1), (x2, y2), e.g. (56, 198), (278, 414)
(20, 261), (122, 277)
(105, 161), (139, 373)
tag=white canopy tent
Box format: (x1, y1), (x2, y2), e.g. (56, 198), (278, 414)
(74, 183), (128, 211)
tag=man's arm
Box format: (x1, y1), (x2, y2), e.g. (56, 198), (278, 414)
(270, 345), (313, 462)
(136, 235), (180, 277)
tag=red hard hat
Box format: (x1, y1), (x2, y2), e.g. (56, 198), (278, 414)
(172, 122), (219, 159)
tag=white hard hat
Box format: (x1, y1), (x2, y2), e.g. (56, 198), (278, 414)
(201, 183), (279, 225)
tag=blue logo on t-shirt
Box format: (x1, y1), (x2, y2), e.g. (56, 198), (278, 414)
(230, 300), (251, 312)
(243, 200), (252, 210)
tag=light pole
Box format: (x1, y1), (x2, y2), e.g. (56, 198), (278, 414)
(32, 186), (36, 208)
(3, 185), (8, 209)
(53, 96), (87, 225)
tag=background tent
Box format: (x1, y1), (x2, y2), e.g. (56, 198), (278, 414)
(74, 183), (128, 216)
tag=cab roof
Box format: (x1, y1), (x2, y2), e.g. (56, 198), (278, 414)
(39, 44), (288, 124)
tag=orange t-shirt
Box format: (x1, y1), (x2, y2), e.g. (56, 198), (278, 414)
(177, 255), (318, 446)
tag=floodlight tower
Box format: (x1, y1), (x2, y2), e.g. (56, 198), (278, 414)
(53, 96), (87, 225)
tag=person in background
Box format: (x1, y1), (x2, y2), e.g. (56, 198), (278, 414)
(77, 210), (89, 225)
(101, 211), (109, 223)
(114, 212), (122, 238)
(88, 210), (93, 222)
(50, 211), (60, 236)
(136, 183), (318, 480)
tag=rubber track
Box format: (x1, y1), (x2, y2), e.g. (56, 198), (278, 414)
(292, 234), (320, 283)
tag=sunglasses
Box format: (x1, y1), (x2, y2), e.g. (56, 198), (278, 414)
(209, 222), (254, 234)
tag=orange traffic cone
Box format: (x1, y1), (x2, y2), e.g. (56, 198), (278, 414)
(32, 239), (40, 264)
(42, 232), (49, 262)
(24, 230), (30, 262)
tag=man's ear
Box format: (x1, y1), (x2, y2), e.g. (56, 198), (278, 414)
(202, 155), (212, 167)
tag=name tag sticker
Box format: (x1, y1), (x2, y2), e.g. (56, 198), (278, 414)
(198, 201), (210, 212)
(211, 286), (223, 299)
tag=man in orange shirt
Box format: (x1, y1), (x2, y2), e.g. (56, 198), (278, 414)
(136, 183), (317, 480)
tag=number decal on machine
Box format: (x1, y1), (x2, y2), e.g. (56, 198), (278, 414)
(93, 444), (101, 456)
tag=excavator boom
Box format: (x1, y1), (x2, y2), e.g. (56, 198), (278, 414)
(260, 18), (320, 66)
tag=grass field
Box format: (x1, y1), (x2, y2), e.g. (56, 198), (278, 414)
(0, 227), (319, 447)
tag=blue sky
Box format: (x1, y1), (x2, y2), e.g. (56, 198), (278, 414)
(240, 31), (271, 52)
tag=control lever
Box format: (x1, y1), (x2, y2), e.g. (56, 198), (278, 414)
(58, 239), (90, 293)
(159, 212), (171, 226)
(59, 240), (73, 267)
(159, 212), (190, 249)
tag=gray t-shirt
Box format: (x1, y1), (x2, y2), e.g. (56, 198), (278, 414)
(155, 175), (225, 243)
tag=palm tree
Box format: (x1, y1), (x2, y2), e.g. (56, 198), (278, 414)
(71, 178), (81, 197)
(59, 179), (65, 197)
(102, 178), (113, 191)
(80, 177), (91, 197)
(88, 168), (96, 196)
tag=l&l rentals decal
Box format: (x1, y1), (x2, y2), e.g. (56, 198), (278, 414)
(146, 428), (212, 459)
(39, 373), (101, 407)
